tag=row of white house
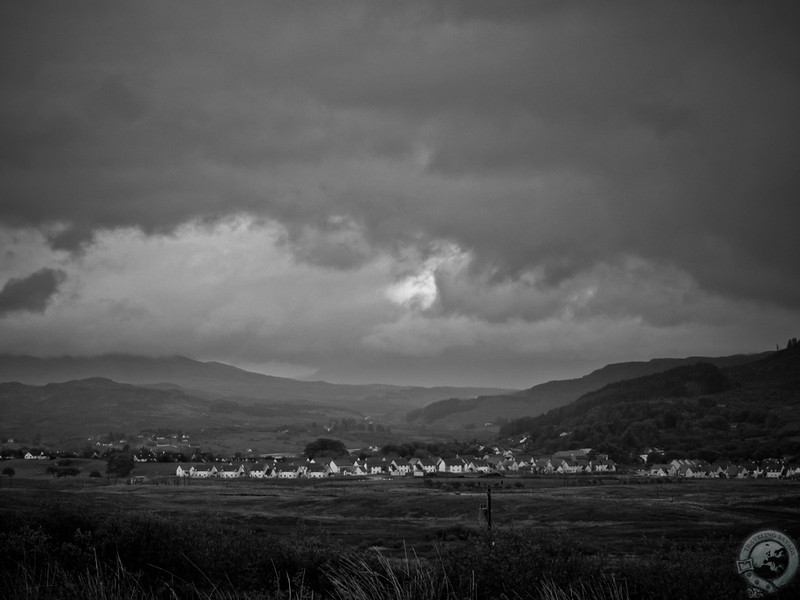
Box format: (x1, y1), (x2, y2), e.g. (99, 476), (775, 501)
(174, 452), (618, 480)
(644, 458), (800, 479)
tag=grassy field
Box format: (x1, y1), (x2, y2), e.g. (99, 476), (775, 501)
(3, 462), (800, 599)
(3, 460), (800, 558)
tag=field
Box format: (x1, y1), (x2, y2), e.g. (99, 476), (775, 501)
(3, 467), (800, 553)
(2, 459), (800, 599)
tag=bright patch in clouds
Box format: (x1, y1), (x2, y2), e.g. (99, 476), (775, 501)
(386, 271), (438, 310)
(385, 244), (468, 311)
(1, 3), (799, 388)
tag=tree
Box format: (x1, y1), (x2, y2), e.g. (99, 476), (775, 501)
(106, 452), (135, 480)
(660, 410), (679, 429)
(381, 444), (397, 456)
(46, 465), (80, 478)
(2, 466), (14, 488)
(303, 438), (348, 459)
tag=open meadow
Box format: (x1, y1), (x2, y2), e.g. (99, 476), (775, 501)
(2, 461), (800, 599)
(3, 467), (800, 555)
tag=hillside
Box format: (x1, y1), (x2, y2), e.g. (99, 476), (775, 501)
(0, 354), (512, 420)
(0, 376), (381, 449)
(0, 378), (213, 440)
(498, 344), (800, 462)
(406, 352), (769, 428)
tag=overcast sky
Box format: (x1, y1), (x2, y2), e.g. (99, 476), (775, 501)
(1, 2), (799, 388)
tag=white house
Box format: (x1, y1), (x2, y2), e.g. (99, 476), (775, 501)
(785, 464), (800, 478)
(218, 464), (245, 479)
(326, 459), (347, 475)
(593, 459), (616, 472)
(765, 463), (785, 479)
(499, 458), (519, 472)
(554, 459), (581, 474)
(339, 464), (365, 476)
(439, 458), (465, 474)
(649, 464), (672, 477)
(190, 465), (218, 478)
(415, 458), (440, 475)
(389, 458), (411, 476)
(514, 456), (533, 471)
(466, 458), (492, 474)
(275, 464), (299, 479)
(248, 464), (268, 478)
(362, 458), (386, 475)
(305, 464), (327, 478)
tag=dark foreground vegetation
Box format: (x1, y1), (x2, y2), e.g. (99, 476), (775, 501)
(2, 497), (792, 600)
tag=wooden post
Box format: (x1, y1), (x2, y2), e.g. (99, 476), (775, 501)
(483, 485), (492, 529)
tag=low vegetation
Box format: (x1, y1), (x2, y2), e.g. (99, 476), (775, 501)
(1, 489), (795, 600)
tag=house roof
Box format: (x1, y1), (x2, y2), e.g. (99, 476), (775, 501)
(275, 464), (299, 472)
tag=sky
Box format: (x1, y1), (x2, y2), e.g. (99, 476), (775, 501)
(1, 2), (799, 389)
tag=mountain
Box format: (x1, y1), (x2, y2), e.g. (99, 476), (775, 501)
(406, 352), (770, 427)
(497, 344), (800, 462)
(0, 354), (513, 419)
(0, 378), (213, 440)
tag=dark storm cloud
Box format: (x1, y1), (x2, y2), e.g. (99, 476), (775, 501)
(85, 75), (149, 123)
(1, 2), (799, 313)
(0, 268), (65, 316)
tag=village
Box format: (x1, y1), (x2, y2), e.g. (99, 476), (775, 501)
(167, 448), (800, 481)
(172, 448), (618, 480)
(5, 439), (800, 484)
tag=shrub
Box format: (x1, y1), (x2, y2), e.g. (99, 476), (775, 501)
(4, 501), (796, 600)
(438, 528), (604, 599)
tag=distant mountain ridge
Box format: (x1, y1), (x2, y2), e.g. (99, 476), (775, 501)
(0, 354), (513, 417)
(406, 352), (772, 427)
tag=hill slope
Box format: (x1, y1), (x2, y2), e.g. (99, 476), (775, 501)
(406, 353), (769, 428)
(0, 378), (213, 440)
(0, 376), (385, 446)
(498, 345), (800, 462)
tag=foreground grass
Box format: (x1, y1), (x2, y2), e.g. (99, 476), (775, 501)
(1, 495), (796, 599)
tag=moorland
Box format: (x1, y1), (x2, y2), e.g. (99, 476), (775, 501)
(2, 469), (799, 599)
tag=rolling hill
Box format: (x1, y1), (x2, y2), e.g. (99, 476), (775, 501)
(0, 376), (433, 449)
(0, 378), (214, 440)
(497, 344), (800, 462)
(0, 354), (513, 420)
(406, 352), (771, 428)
